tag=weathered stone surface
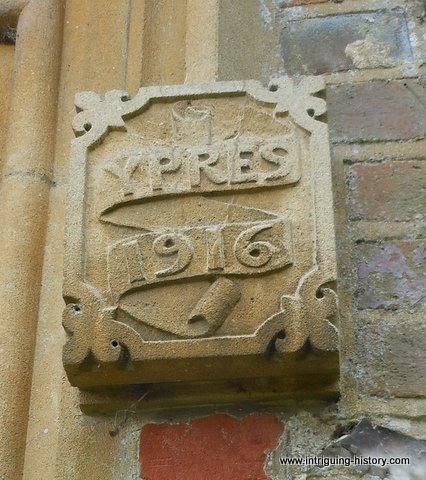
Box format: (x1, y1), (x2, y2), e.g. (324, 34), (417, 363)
(266, 410), (339, 479)
(0, 44), (14, 171)
(268, 414), (426, 479)
(346, 161), (426, 221)
(328, 80), (426, 143)
(280, 13), (412, 75)
(356, 317), (426, 397)
(62, 76), (339, 388)
(0, 2), (64, 479)
(139, 414), (283, 480)
(218, 0), (276, 83)
(0, 25), (16, 43)
(315, 420), (426, 480)
(355, 241), (425, 310)
(290, 0), (328, 5)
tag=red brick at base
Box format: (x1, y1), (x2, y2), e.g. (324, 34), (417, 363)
(139, 414), (284, 480)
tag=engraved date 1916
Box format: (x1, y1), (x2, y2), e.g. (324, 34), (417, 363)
(107, 219), (293, 298)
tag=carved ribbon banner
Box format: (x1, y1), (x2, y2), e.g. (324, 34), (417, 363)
(107, 217), (292, 299)
(100, 136), (301, 215)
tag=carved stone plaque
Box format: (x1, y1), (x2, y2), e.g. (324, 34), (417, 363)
(63, 77), (339, 388)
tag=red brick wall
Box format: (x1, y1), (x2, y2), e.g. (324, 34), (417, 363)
(139, 415), (284, 480)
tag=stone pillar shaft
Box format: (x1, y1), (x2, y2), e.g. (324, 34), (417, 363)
(0, 1), (64, 477)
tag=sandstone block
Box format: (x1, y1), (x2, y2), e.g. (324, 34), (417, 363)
(328, 80), (426, 143)
(355, 241), (426, 310)
(280, 13), (412, 75)
(356, 317), (426, 397)
(346, 161), (426, 221)
(62, 77), (339, 388)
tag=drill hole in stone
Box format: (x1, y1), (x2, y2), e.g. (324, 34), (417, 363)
(269, 84), (278, 92)
(83, 123), (92, 132)
(277, 330), (286, 340)
(111, 340), (119, 348)
(273, 147), (287, 156)
(307, 108), (315, 118)
(250, 248), (261, 258)
(164, 238), (174, 248)
(73, 305), (81, 313)
(240, 151), (253, 160)
(159, 157), (170, 166)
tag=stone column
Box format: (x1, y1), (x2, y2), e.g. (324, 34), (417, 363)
(185, 0), (219, 83)
(0, 0), (64, 478)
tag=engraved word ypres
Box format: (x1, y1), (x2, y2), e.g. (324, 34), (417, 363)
(104, 136), (299, 201)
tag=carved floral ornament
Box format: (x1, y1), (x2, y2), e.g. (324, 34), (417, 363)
(63, 77), (339, 388)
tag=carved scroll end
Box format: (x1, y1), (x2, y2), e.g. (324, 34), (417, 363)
(269, 78), (327, 130)
(91, 308), (143, 366)
(272, 280), (339, 356)
(309, 286), (339, 352)
(62, 282), (102, 367)
(271, 305), (308, 355)
(72, 90), (131, 146)
(62, 281), (142, 372)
